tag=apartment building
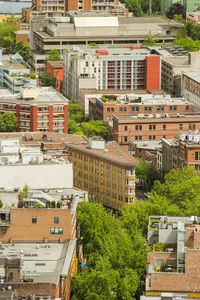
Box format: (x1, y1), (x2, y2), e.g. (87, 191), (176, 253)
(162, 131), (200, 173)
(142, 215), (200, 300)
(129, 139), (162, 162)
(112, 113), (200, 146)
(63, 48), (160, 101)
(182, 70), (200, 109)
(88, 93), (194, 123)
(0, 87), (68, 133)
(29, 14), (183, 72)
(68, 137), (138, 210)
(46, 61), (63, 91)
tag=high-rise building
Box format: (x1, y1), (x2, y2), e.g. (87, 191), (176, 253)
(63, 48), (160, 101)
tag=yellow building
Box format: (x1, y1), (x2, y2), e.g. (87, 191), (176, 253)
(68, 137), (138, 210)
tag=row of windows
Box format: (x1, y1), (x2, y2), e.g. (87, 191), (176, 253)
(32, 216), (59, 224)
(124, 124), (196, 131)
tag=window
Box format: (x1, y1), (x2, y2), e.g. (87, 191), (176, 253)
(120, 107), (122, 112)
(195, 152), (200, 161)
(163, 124), (166, 130)
(50, 227), (63, 234)
(155, 259), (164, 267)
(179, 124), (183, 130)
(149, 125), (152, 130)
(124, 126), (128, 131)
(186, 105), (189, 111)
(132, 107), (135, 112)
(124, 107), (127, 112)
(111, 108), (114, 112)
(54, 217), (59, 224)
(174, 106), (177, 111)
(107, 108), (110, 112)
(32, 217), (37, 224)
(124, 136), (127, 142)
(1, 227), (6, 234)
(145, 107), (148, 112)
(86, 61), (88, 67)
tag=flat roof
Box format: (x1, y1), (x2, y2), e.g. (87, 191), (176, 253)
(0, 87), (68, 105)
(129, 140), (162, 150)
(68, 141), (138, 167)
(0, 239), (76, 284)
(183, 70), (200, 84)
(114, 113), (200, 121)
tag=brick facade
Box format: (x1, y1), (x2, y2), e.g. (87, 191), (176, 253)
(0, 208), (76, 243)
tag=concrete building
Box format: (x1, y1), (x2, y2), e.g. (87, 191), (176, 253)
(143, 215), (200, 300)
(0, 87), (68, 133)
(162, 131), (200, 173)
(0, 52), (32, 91)
(182, 70), (200, 109)
(63, 47), (160, 101)
(88, 93), (194, 123)
(29, 14), (183, 72)
(112, 113), (200, 147)
(161, 0), (199, 14)
(46, 61), (63, 91)
(68, 136), (138, 210)
(22, 0), (128, 24)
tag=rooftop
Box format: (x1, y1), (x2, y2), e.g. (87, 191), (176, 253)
(0, 87), (68, 105)
(129, 140), (162, 150)
(47, 61), (63, 69)
(114, 113), (200, 121)
(68, 140), (138, 167)
(96, 94), (192, 106)
(0, 239), (76, 284)
(183, 70), (200, 84)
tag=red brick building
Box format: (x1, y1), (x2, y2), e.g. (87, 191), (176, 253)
(0, 87), (68, 133)
(46, 61), (63, 91)
(112, 114), (200, 147)
(162, 131), (200, 173)
(89, 94), (194, 122)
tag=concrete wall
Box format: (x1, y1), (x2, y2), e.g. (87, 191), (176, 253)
(0, 164), (73, 189)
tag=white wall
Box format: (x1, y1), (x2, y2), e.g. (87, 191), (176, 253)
(0, 164), (73, 189)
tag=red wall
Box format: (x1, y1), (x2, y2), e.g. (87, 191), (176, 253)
(46, 62), (63, 91)
(146, 56), (160, 90)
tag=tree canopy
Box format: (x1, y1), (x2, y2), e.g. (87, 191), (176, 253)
(13, 41), (30, 62)
(38, 73), (56, 87)
(0, 23), (17, 50)
(72, 166), (200, 298)
(46, 49), (61, 61)
(166, 3), (186, 20)
(0, 112), (18, 132)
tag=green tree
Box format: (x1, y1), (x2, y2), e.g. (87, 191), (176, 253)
(141, 35), (156, 47)
(39, 73), (56, 87)
(68, 100), (85, 123)
(46, 49), (61, 61)
(0, 112), (18, 132)
(13, 41), (30, 61)
(0, 23), (17, 50)
(166, 3), (186, 20)
(68, 119), (83, 134)
(0, 200), (2, 208)
(174, 37), (200, 52)
(81, 120), (108, 139)
(126, 0), (143, 16)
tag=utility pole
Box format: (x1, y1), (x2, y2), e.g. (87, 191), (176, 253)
(149, 0), (152, 16)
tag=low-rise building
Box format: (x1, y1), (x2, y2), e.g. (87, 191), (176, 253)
(182, 70), (200, 109)
(112, 113), (200, 147)
(162, 131), (200, 173)
(89, 93), (194, 123)
(143, 215), (200, 300)
(68, 136), (138, 209)
(46, 61), (63, 91)
(129, 139), (162, 161)
(0, 87), (68, 133)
